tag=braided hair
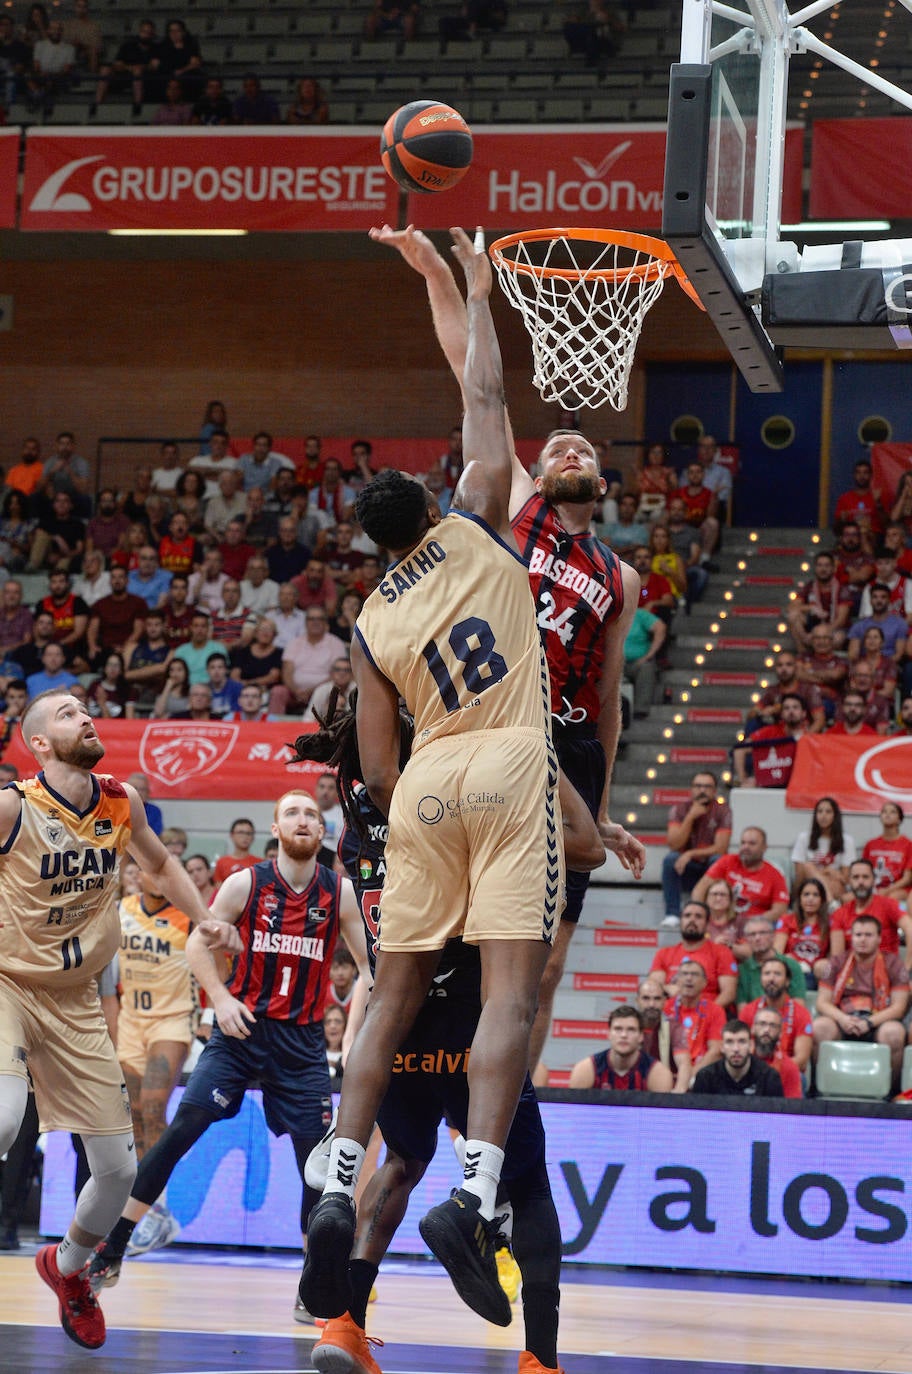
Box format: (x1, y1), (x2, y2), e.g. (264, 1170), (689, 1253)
(288, 686), (413, 847)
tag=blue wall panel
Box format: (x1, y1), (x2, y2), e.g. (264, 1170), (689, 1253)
(828, 360), (912, 523)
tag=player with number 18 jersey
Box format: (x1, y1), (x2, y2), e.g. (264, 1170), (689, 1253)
(354, 508), (564, 951)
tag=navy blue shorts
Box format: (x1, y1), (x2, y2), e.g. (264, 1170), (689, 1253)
(182, 1020), (332, 1139)
(376, 999), (545, 1187)
(554, 726), (605, 924)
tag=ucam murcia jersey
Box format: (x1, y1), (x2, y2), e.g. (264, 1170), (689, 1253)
(228, 857), (342, 1024)
(119, 894), (195, 1022)
(354, 510), (551, 752)
(0, 772), (132, 987)
(511, 493), (626, 726)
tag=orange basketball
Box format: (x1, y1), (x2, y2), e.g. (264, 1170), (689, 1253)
(380, 100), (473, 194)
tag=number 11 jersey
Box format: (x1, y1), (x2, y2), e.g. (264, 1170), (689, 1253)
(354, 510), (551, 753)
(0, 772), (132, 988)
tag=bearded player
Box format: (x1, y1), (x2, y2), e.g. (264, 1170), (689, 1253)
(369, 223), (643, 1062)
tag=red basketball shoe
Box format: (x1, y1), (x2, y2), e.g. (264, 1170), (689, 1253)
(36, 1244), (106, 1349)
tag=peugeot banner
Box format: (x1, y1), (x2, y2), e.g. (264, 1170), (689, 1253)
(1, 719), (324, 798)
(20, 127), (400, 231)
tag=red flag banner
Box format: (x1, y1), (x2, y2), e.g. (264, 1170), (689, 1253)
(0, 129), (18, 229)
(871, 441), (912, 509)
(786, 733), (912, 814)
(811, 119), (912, 219)
(2, 720), (326, 800)
(408, 126), (803, 232)
(20, 128), (399, 232)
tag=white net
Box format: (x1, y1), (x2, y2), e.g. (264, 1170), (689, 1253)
(490, 231), (675, 412)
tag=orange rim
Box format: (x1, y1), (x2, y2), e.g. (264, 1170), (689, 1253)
(489, 227), (705, 311)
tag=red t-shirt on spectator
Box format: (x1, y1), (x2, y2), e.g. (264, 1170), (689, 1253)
(827, 721), (878, 737)
(674, 484), (712, 525)
(834, 489), (884, 535)
(663, 994), (726, 1062)
(650, 941), (737, 1000)
(863, 835), (912, 891)
(639, 573), (674, 608)
(776, 911), (829, 966)
(757, 1049), (803, 1098)
(741, 995), (814, 1057)
(830, 895), (904, 955)
(745, 726), (800, 788)
(213, 853), (262, 887)
(701, 853), (789, 920)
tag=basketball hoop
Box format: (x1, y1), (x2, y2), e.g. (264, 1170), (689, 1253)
(489, 228), (702, 412)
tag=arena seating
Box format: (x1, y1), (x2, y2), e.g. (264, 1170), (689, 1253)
(13, 0), (905, 125)
(815, 1042), (892, 1101)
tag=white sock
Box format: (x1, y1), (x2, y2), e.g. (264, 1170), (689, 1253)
(323, 1136), (365, 1200)
(56, 1232), (95, 1276)
(451, 1133), (467, 1168)
(461, 1139), (504, 1220)
(497, 1200), (514, 1244)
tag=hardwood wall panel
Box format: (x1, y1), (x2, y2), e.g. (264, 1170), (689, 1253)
(0, 257), (717, 483)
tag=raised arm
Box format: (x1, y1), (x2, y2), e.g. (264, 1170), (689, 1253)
(447, 227), (512, 538)
(369, 222), (533, 517)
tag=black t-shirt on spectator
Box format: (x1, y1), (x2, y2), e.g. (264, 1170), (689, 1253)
(229, 644), (283, 682)
(692, 1057), (784, 1097)
(266, 542), (310, 584)
(37, 513), (85, 548)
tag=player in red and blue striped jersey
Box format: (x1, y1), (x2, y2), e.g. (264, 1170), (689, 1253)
(87, 789), (370, 1295)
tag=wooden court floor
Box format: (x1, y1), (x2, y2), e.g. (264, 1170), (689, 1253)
(0, 1247), (909, 1374)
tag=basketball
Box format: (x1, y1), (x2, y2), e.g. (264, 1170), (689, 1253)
(380, 100), (473, 194)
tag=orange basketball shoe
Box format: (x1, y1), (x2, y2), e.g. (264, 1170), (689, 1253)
(35, 1244), (106, 1349)
(311, 1310), (384, 1374)
(518, 1353), (565, 1374)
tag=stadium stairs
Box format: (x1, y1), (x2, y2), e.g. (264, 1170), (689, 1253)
(541, 525), (813, 1082)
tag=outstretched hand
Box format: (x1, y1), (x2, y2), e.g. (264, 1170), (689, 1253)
(599, 821), (646, 880)
(368, 222), (445, 277)
(449, 225), (492, 301)
(196, 919), (244, 955)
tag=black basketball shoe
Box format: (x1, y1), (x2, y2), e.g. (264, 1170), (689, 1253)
(418, 1189), (512, 1327)
(298, 1192), (355, 1319)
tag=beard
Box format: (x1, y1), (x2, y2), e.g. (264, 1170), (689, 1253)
(753, 1035), (776, 1059)
(539, 470), (602, 505)
(54, 735), (105, 770)
(640, 1007), (660, 1028)
(280, 833), (322, 863)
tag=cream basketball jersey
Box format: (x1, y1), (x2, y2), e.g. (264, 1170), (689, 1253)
(119, 895), (195, 1022)
(0, 772), (132, 986)
(355, 511), (551, 750)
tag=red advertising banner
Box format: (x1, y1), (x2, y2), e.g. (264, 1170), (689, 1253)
(408, 126), (804, 232)
(1, 720), (325, 800)
(16, 125), (803, 235)
(871, 441), (912, 508)
(20, 128), (399, 232)
(0, 129), (18, 230)
(786, 733), (912, 814)
(811, 119), (911, 219)
(226, 434), (543, 476)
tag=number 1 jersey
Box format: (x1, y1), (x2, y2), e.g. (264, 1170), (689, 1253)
(354, 510), (551, 752)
